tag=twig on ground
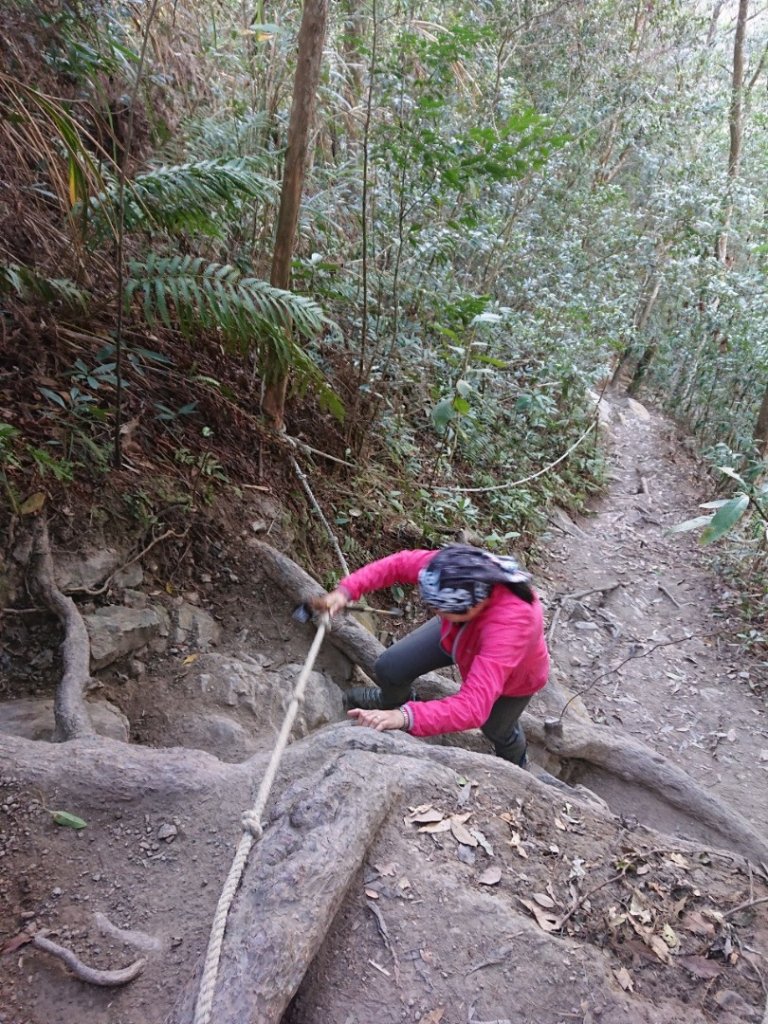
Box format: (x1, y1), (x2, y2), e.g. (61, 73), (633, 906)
(71, 527), (187, 597)
(559, 632), (704, 722)
(31, 932), (145, 986)
(657, 583), (683, 609)
(546, 583), (622, 643)
(289, 453), (349, 576)
(722, 894), (768, 919)
(366, 898), (401, 984)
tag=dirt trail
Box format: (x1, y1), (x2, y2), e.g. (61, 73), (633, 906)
(540, 395), (768, 838)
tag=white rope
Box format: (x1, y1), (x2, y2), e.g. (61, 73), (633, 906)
(431, 419), (596, 494)
(193, 613), (330, 1024)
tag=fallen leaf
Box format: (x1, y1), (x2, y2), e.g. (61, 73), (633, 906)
(726, 728), (737, 742)
(418, 819), (452, 834)
(554, 816), (567, 831)
(364, 889), (380, 900)
(19, 492), (46, 516)
(398, 877), (411, 891)
(519, 898), (561, 932)
(471, 829), (493, 856)
(648, 934), (672, 964)
(182, 653), (199, 666)
(417, 1010), (445, 1024)
(51, 811), (87, 830)
(661, 924), (679, 948)
(374, 862), (397, 877)
(478, 866), (502, 886)
(667, 853), (690, 869)
(614, 966), (634, 992)
(451, 812), (472, 824)
(680, 911), (716, 937)
(1, 932), (32, 955)
(408, 808), (444, 825)
(450, 820), (478, 847)
(678, 955), (722, 980)
(531, 892), (556, 909)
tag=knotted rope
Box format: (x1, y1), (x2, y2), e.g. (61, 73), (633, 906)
(193, 612), (330, 1024)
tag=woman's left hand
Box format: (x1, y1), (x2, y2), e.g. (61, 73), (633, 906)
(347, 708), (405, 732)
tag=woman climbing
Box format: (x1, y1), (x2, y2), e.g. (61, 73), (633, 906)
(311, 544), (549, 766)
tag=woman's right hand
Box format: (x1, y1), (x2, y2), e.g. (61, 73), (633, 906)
(309, 588), (349, 617)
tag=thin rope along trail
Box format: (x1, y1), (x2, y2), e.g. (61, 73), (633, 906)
(193, 613), (330, 1024)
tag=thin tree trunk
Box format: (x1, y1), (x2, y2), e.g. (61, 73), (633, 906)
(755, 383), (768, 457)
(716, 0), (747, 264)
(262, 0), (329, 429)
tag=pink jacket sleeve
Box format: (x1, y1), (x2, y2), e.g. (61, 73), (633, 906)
(338, 549), (436, 601)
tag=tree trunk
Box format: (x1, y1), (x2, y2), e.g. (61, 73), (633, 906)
(716, 0), (747, 264)
(261, 0), (329, 429)
(755, 382), (768, 457)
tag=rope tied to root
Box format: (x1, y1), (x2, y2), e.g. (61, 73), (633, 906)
(193, 612), (330, 1024)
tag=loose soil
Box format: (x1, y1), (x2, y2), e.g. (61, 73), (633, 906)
(1, 394), (767, 1024)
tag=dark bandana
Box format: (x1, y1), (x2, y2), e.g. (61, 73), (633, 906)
(417, 545), (531, 614)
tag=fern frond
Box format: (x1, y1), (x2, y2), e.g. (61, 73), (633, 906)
(0, 261), (89, 309)
(172, 111), (273, 161)
(126, 256), (334, 386)
(89, 157), (278, 238)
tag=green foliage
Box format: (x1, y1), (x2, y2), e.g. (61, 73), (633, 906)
(88, 158), (278, 239)
(0, 262), (88, 309)
(125, 254), (329, 382)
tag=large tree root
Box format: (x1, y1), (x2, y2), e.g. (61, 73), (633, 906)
(524, 714), (768, 866)
(166, 749), (403, 1024)
(28, 516), (94, 741)
(255, 540), (768, 866)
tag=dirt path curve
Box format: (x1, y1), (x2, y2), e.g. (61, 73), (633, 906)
(539, 395), (768, 840)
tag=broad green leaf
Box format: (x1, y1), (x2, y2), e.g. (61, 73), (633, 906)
(717, 466), (746, 487)
(668, 515), (713, 534)
(431, 398), (456, 428)
(700, 494), (749, 545)
(52, 811), (88, 829)
(698, 500), (729, 509)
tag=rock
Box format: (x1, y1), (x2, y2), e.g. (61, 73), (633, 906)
(625, 397), (651, 422)
(54, 547), (123, 592)
(170, 601), (221, 650)
(157, 823), (178, 842)
(0, 697), (129, 742)
(112, 563), (144, 589)
(85, 605), (170, 669)
(166, 654), (344, 760)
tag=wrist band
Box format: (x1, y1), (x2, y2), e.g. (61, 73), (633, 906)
(400, 705), (412, 732)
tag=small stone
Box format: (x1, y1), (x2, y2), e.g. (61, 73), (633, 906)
(51, 887), (62, 897)
(158, 823), (178, 842)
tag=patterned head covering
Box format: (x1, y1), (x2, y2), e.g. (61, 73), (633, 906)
(417, 545), (531, 615)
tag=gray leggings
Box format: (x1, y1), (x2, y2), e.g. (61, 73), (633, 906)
(375, 616), (530, 765)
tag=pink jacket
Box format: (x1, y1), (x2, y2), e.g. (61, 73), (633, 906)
(339, 550), (549, 737)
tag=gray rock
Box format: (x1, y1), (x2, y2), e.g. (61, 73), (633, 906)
(170, 601), (221, 650)
(54, 547), (123, 592)
(0, 697), (129, 742)
(625, 397), (651, 422)
(85, 605), (170, 669)
(112, 563), (144, 589)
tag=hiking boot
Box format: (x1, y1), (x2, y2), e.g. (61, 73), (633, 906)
(343, 686), (412, 711)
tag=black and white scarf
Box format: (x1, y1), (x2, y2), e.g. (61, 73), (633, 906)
(417, 545), (531, 614)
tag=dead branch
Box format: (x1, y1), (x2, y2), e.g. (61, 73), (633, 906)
(28, 516), (94, 741)
(32, 932), (145, 986)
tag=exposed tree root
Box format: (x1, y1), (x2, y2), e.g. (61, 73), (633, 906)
(31, 932), (145, 986)
(524, 714), (768, 865)
(28, 516), (94, 741)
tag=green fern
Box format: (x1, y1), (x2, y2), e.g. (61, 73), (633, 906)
(172, 112), (273, 161)
(89, 157), (278, 238)
(0, 262), (89, 309)
(126, 255), (341, 401)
